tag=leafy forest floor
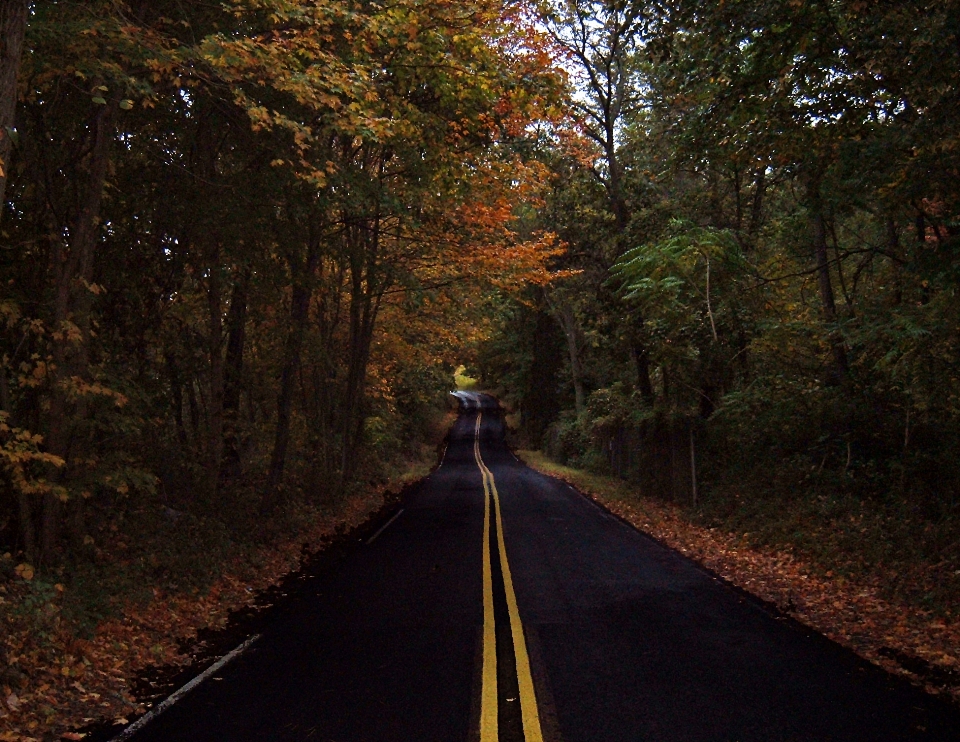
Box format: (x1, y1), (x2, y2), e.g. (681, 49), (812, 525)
(0, 414), (453, 742)
(517, 450), (960, 707)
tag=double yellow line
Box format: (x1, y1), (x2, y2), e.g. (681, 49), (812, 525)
(475, 413), (544, 742)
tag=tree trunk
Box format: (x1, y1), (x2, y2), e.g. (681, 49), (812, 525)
(219, 268), (249, 483)
(205, 250), (224, 496)
(263, 237), (322, 513)
(605, 139), (628, 233)
(0, 0), (28, 221)
(631, 334), (654, 405)
(166, 352), (189, 448)
(339, 295), (378, 485)
(338, 219), (383, 487)
(186, 377), (200, 444)
(306, 267), (342, 494)
(748, 167), (766, 237)
(808, 178), (848, 384)
(556, 303), (585, 414)
(43, 99), (117, 560)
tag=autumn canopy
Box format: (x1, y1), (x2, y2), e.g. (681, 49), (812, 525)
(4, 0), (960, 733)
(0, 0), (565, 564)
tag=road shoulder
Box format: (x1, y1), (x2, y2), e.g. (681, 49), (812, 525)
(516, 449), (960, 708)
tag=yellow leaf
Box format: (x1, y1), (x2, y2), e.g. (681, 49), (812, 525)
(14, 563), (34, 581)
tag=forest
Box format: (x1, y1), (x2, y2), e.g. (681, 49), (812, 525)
(0, 2), (563, 731)
(0, 0), (560, 580)
(2, 0), (960, 737)
(479, 0), (960, 618)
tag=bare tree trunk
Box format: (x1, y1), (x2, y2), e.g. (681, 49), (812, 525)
(339, 297), (378, 485)
(808, 178), (848, 384)
(0, 0), (28, 221)
(263, 237), (321, 513)
(338, 219), (383, 488)
(43, 99), (116, 560)
(828, 219), (854, 313)
(186, 377), (200, 444)
(219, 268), (249, 484)
(205, 250), (224, 496)
(631, 334), (654, 405)
(605, 138), (628, 233)
(309, 257), (345, 492)
(748, 167), (766, 238)
(165, 352), (189, 448)
(556, 303), (585, 414)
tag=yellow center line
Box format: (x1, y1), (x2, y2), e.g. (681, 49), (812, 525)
(478, 414), (498, 741)
(475, 411), (545, 742)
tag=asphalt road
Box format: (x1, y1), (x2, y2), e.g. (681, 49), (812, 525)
(120, 393), (960, 741)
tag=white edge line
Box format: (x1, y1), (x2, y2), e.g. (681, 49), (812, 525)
(366, 508), (405, 544)
(108, 633), (261, 742)
(561, 481), (616, 521)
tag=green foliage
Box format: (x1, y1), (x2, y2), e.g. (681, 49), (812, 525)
(478, 0), (960, 613)
(0, 0), (563, 640)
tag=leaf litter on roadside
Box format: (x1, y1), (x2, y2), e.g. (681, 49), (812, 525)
(0, 489), (390, 741)
(520, 451), (960, 705)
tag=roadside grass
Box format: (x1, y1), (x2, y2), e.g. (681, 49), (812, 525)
(518, 450), (640, 504)
(517, 448), (960, 705)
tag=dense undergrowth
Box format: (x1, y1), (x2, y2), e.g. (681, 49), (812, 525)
(0, 406), (452, 739)
(520, 391), (960, 619)
(477, 0), (960, 629)
(2, 403), (452, 637)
